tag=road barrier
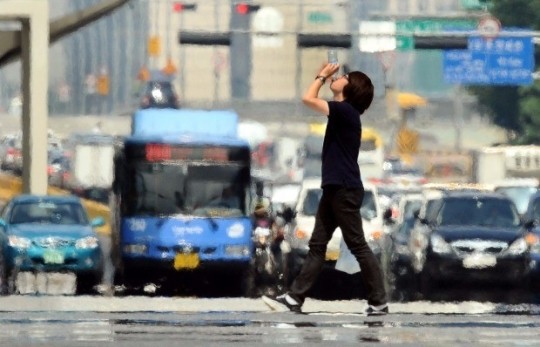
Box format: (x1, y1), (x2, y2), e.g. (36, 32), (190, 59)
(0, 173), (111, 235)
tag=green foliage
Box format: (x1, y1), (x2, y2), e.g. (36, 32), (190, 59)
(517, 82), (540, 143)
(466, 0), (540, 144)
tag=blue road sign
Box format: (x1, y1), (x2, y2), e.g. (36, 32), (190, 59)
(443, 34), (534, 85)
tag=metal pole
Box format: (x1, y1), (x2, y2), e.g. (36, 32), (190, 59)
(166, 0), (171, 56)
(453, 85), (464, 152)
(213, 0), (220, 105)
(152, 0), (159, 70)
(180, 12), (185, 101)
(294, 1), (304, 100)
(230, 0), (253, 100)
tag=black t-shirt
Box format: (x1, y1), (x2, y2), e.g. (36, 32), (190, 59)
(321, 101), (362, 188)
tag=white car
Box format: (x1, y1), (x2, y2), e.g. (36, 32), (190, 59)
(270, 183), (301, 214)
(287, 178), (386, 277)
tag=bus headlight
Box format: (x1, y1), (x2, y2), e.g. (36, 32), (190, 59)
(225, 245), (250, 257)
(123, 244), (147, 255)
(227, 223), (245, 238)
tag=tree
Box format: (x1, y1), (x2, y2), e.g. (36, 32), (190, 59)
(466, 0), (540, 144)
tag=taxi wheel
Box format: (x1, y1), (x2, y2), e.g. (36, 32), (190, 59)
(0, 253), (7, 295)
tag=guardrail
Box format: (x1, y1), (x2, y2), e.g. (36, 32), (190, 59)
(0, 173), (111, 235)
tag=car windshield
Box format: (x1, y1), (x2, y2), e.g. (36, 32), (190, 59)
(302, 189), (322, 216)
(9, 201), (88, 225)
(528, 198), (540, 221)
(436, 197), (521, 228)
(495, 186), (538, 215)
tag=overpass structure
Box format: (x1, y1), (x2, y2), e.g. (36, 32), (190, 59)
(0, 0), (131, 194)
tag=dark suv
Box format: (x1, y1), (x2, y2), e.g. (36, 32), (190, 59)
(409, 190), (530, 298)
(140, 79), (180, 109)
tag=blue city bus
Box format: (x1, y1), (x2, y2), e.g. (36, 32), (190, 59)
(112, 109), (254, 295)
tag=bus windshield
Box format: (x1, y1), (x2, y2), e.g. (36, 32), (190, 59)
(123, 161), (250, 218)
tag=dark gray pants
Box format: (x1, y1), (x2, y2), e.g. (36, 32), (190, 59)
(289, 185), (387, 306)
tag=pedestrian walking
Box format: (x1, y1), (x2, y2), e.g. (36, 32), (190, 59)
(262, 61), (388, 316)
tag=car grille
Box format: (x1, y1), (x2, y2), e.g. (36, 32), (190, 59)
(450, 240), (508, 255)
(34, 238), (75, 248)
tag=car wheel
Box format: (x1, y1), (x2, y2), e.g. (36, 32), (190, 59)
(419, 270), (436, 300)
(76, 273), (100, 295)
(0, 252), (8, 295)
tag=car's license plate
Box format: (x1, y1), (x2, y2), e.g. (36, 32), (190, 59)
(173, 253), (199, 270)
(462, 253), (496, 269)
(43, 250), (65, 264)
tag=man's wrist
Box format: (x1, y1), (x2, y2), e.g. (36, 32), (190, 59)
(315, 75), (327, 84)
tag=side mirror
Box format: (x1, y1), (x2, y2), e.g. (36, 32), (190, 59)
(524, 219), (536, 230)
(90, 216), (106, 228)
(382, 208), (394, 225)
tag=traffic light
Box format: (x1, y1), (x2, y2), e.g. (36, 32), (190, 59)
(297, 34), (352, 48)
(413, 35), (468, 49)
(172, 2), (197, 13)
(295, 33), (468, 50)
(235, 2), (260, 15)
(179, 32), (231, 46)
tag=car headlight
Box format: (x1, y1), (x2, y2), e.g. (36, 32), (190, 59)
(289, 227), (310, 250)
(367, 230), (383, 242)
(526, 233), (540, 253)
(75, 236), (99, 249)
(430, 234), (453, 254)
(504, 238), (528, 256)
(8, 235), (31, 249)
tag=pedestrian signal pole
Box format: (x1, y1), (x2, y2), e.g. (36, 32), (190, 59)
(173, 2), (197, 100)
(231, 1), (260, 99)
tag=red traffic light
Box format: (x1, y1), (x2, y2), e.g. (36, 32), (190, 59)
(173, 2), (197, 13)
(235, 2), (260, 15)
(236, 3), (248, 15)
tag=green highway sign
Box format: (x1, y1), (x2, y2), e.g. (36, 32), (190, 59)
(307, 11), (332, 24)
(396, 18), (478, 51)
(460, 0), (493, 10)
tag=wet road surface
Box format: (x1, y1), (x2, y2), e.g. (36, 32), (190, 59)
(0, 297), (539, 346)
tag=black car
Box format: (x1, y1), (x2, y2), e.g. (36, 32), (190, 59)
(409, 191), (531, 297)
(139, 79), (180, 109)
(522, 191), (540, 288)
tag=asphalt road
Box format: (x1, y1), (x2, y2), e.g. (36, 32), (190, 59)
(0, 297), (538, 346)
